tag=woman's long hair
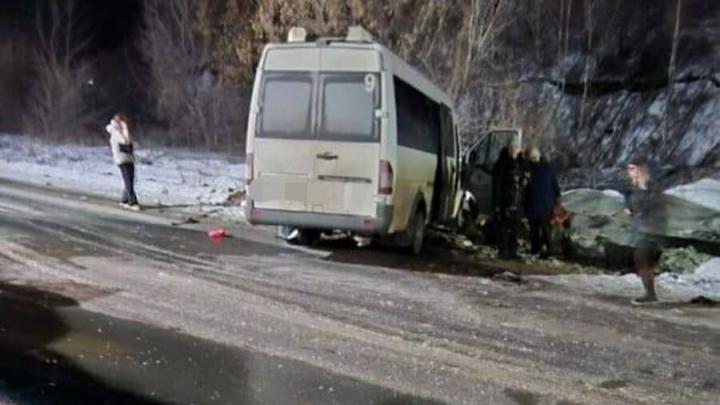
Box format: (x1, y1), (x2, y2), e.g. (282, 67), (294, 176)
(112, 112), (132, 141)
(113, 113), (130, 127)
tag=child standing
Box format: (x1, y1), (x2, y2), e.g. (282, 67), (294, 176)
(106, 113), (139, 210)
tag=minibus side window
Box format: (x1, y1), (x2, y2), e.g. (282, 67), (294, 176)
(395, 77), (441, 154)
(258, 73), (314, 139)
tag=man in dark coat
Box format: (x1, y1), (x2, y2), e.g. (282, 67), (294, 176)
(525, 148), (560, 257)
(491, 140), (527, 259)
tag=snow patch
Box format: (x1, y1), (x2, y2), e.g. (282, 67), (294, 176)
(648, 99), (665, 118)
(540, 257), (720, 301)
(665, 178), (720, 212)
(657, 258), (720, 299)
(601, 189), (624, 199)
(0, 134), (246, 211)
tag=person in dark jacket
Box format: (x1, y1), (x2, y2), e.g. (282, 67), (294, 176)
(625, 159), (667, 304)
(491, 140), (527, 259)
(525, 148), (560, 257)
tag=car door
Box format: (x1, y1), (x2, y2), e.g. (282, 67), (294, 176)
(432, 106), (459, 223)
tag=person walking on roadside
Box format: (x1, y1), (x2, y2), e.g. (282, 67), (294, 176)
(106, 113), (139, 211)
(525, 147), (560, 258)
(491, 138), (526, 259)
(625, 159), (666, 304)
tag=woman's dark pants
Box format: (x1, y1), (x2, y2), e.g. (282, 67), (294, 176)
(119, 163), (138, 205)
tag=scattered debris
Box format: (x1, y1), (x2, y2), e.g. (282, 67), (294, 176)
(688, 295), (717, 307)
(493, 271), (522, 283)
(208, 228), (227, 239)
(171, 209), (222, 226)
(224, 189), (247, 206)
(172, 217), (199, 226)
(353, 235), (372, 248)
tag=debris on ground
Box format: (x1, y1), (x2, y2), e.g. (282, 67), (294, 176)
(223, 188), (247, 206)
(208, 228), (227, 239)
(171, 217), (199, 226)
(493, 271), (522, 283)
(688, 295), (717, 306)
(171, 209), (222, 226)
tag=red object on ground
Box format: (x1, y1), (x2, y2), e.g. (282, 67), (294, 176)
(208, 228), (226, 239)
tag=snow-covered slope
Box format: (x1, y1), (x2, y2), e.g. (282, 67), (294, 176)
(0, 134), (245, 208)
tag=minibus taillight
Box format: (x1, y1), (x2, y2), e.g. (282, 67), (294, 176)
(245, 153), (254, 185)
(378, 160), (393, 195)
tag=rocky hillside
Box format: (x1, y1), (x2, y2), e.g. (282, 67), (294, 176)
(148, 0), (719, 173)
(515, 0), (720, 175)
(1, 0), (717, 172)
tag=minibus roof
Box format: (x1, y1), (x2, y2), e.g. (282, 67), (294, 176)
(261, 40), (455, 109)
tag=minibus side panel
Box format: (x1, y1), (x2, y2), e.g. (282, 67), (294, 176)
(389, 76), (441, 233)
(391, 147), (436, 232)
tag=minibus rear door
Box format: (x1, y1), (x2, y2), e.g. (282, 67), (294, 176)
(308, 72), (381, 216)
(252, 71), (318, 212)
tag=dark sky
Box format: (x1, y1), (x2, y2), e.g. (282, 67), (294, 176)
(1, 0), (142, 53)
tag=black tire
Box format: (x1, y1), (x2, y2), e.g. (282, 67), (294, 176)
(296, 229), (320, 246)
(282, 227), (320, 246)
(277, 225), (293, 240)
(408, 209), (426, 255)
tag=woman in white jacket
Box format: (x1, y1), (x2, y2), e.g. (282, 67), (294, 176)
(106, 113), (139, 210)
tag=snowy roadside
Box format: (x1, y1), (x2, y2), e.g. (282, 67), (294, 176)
(535, 258), (720, 302)
(0, 134), (246, 219)
(1, 134), (718, 300)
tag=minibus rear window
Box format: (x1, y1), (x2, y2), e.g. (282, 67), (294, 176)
(318, 73), (379, 141)
(258, 73), (314, 139)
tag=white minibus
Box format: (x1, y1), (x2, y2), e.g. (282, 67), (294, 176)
(245, 26), (462, 254)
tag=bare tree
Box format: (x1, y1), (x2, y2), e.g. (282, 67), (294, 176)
(24, 0), (98, 140)
(141, 0), (248, 149)
(665, 0), (683, 145)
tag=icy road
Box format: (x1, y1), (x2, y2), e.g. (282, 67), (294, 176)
(0, 179), (718, 405)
